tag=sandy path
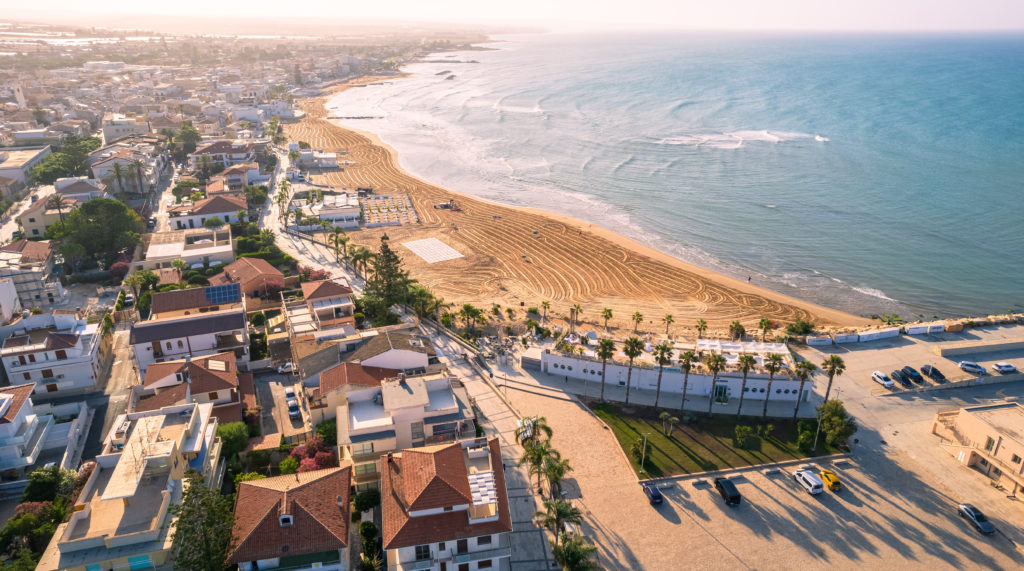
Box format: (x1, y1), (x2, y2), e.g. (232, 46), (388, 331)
(285, 84), (867, 332)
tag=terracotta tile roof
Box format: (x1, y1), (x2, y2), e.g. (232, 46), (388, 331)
(212, 402), (243, 424)
(228, 466), (352, 564)
(238, 372), (257, 411)
(318, 362), (398, 395)
(150, 287), (211, 315)
(0, 383), (35, 424)
(209, 258), (284, 291)
(194, 140), (255, 156)
(0, 239), (54, 263)
(142, 351), (238, 393)
(168, 195), (246, 217)
(301, 279), (353, 301)
(381, 439), (512, 549)
(1, 330), (79, 356)
(345, 331), (435, 365)
(156, 268), (182, 286)
(205, 178), (226, 194)
(134, 383), (190, 413)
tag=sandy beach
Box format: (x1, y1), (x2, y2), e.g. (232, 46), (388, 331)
(284, 80), (868, 335)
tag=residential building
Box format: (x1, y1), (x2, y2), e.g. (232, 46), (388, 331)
(0, 311), (102, 396)
(935, 402), (1024, 495)
(54, 177), (107, 201)
(17, 195), (80, 238)
(297, 193), (361, 229)
(219, 162), (263, 191)
(285, 279), (357, 342)
(12, 128), (65, 147)
(188, 140), (255, 171)
(149, 283), (244, 320)
(167, 194), (247, 229)
(209, 257), (285, 300)
(134, 228), (235, 272)
(0, 175), (24, 199)
(336, 372), (476, 491)
(133, 351), (246, 423)
(307, 362), (399, 424)
(101, 113), (150, 144)
(345, 330), (438, 374)
(0, 146), (51, 185)
(0, 383), (52, 476)
(0, 277), (21, 324)
(296, 149), (338, 169)
(381, 438), (513, 571)
(129, 309), (249, 373)
(228, 466), (352, 571)
(37, 403), (223, 571)
(0, 239), (64, 309)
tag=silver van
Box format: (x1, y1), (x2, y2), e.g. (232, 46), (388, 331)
(871, 370), (895, 389)
(793, 469), (824, 495)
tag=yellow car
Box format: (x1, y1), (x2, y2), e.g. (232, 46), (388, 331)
(820, 469), (842, 491)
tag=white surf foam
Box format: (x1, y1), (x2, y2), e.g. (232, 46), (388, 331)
(657, 130), (822, 149)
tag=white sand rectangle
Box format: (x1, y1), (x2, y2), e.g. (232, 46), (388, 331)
(401, 238), (464, 264)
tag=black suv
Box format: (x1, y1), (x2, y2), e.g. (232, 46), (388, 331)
(891, 369), (912, 387)
(714, 477), (741, 506)
(921, 364), (946, 382)
(902, 366), (925, 384)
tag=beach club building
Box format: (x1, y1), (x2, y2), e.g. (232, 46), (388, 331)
(523, 340), (811, 410)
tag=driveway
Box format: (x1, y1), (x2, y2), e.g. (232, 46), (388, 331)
(254, 371), (310, 442)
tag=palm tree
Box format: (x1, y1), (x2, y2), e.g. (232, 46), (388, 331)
(124, 272), (142, 298)
(518, 439), (559, 494)
(735, 354), (756, 418)
(112, 162), (126, 194)
(259, 229), (275, 248)
(596, 338), (615, 403)
(171, 259), (189, 287)
(662, 314), (674, 337)
(235, 209), (248, 225)
(622, 336), (643, 405)
(515, 416), (553, 448)
(632, 311), (643, 333)
(704, 353), (726, 418)
(570, 304), (582, 336)
(459, 303), (477, 332)
(653, 343), (673, 408)
(428, 296), (447, 333)
(729, 320), (746, 341)
(46, 194), (70, 229)
(541, 300), (550, 324)
(821, 355), (846, 403)
(544, 456), (572, 498)
(534, 499), (583, 546)
(550, 533), (598, 570)
(759, 317), (773, 342)
(695, 318), (708, 339)
(131, 159), (147, 193)
(678, 350), (696, 412)
(793, 361), (818, 421)
(328, 226), (347, 262)
(602, 308), (612, 331)
(762, 353), (783, 418)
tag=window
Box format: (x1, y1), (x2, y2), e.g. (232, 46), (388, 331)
(28, 217), (35, 223)
(177, 340), (184, 349)
(23, 373), (31, 381)
(414, 545), (430, 561)
(46, 384), (58, 392)
(32, 229), (39, 235)
(354, 463), (377, 476)
(352, 442), (374, 456)
(208, 391), (218, 400)
(1012, 454), (1021, 464)
(478, 560), (493, 569)
(443, 506), (454, 512)
(411, 421), (424, 442)
(432, 422), (458, 437)
(477, 535), (492, 546)
(279, 515), (293, 527)
(166, 342), (172, 350)
(985, 437), (995, 452)
(55, 350), (66, 360)
(42, 369), (53, 378)
(28, 354), (35, 363)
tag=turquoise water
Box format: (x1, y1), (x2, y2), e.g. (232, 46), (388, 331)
(328, 32), (1024, 318)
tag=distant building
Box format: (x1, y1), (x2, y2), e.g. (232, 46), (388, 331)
(129, 309), (249, 373)
(0, 146), (52, 185)
(0, 277), (21, 324)
(101, 113), (150, 144)
(17, 195), (80, 238)
(135, 228), (234, 272)
(285, 279), (357, 342)
(37, 403), (223, 571)
(0, 239), (64, 309)
(381, 438), (513, 570)
(167, 194), (247, 230)
(296, 149), (338, 169)
(0, 383), (52, 475)
(188, 140), (255, 171)
(935, 402), (1024, 496)
(53, 177), (107, 201)
(0, 311), (102, 396)
(228, 466), (352, 571)
(209, 257), (285, 301)
(298, 193), (361, 229)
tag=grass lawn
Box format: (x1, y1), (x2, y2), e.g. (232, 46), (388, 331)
(590, 401), (838, 478)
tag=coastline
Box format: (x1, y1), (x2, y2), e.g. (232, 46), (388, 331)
(287, 77), (869, 331)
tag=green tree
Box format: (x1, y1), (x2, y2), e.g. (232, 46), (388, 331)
(596, 338), (615, 403)
(663, 314), (674, 336)
(169, 471), (235, 571)
(233, 472), (266, 488)
(759, 317), (773, 342)
(279, 456), (299, 474)
(817, 400), (857, 447)
(542, 300), (550, 324)
(315, 418), (337, 445)
(762, 353), (784, 418)
(515, 416), (553, 448)
(544, 456), (572, 498)
(518, 439), (559, 494)
(793, 361), (818, 421)
(570, 304), (582, 336)
(630, 436), (650, 467)
(704, 353), (726, 418)
(45, 198), (144, 262)
(353, 489), (381, 513)
(364, 235), (411, 307)
(176, 120), (202, 153)
(653, 343), (673, 408)
(735, 354), (757, 418)
(601, 308), (612, 331)
(729, 320), (746, 341)
(695, 318), (708, 339)
(534, 499), (583, 545)
(631, 311), (643, 333)
(622, 336), (643, 405)
(678, 350), (696, 412)
(551, 533), (599, 570)
(820, 355), (846, 403)
(21, 465), (75, 502)
(46, 194), (71, 230)
(203, 216), (225, 229)
(216, 421), (250, 458)
(112, 162), (127, 194)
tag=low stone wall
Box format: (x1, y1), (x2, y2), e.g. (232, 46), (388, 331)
(934, 338), (1024, 357)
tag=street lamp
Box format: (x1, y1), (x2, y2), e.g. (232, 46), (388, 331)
(640, 432), (651, 473)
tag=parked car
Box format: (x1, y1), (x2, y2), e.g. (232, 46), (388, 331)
(642, 483), (663, 505)
(957, 504), (995, 534)
(921, 364), (946, 382)
(958, 361), (986, 375)
(284, 387), (296, 399)
(871, 371), (895, 389)
(11, 230), (22, 240)
(287, 399), (300, 419)
(820, 469), (842, 492)
(123, 294), (135, 308)
(992, 362), (1018, 374)
(901, 366), (925, 384)
(277, 362), (294, 374)
(793, 469), (825, 495)
(890, 370), (911, 388)
(714, 477), (742, 506)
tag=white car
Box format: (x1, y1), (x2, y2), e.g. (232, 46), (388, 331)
(992, 362), (1018, 374)
(958, 361), (986, 375)
(284, 387), (295, 399)
(277, 362), (294, 374)
(871, 371), (895, 389)
(793, 469), (824, 495)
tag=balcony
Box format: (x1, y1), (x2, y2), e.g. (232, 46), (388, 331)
(388, 541), (511, 571)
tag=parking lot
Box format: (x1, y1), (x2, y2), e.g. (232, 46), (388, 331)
(253, 371), (310, 442)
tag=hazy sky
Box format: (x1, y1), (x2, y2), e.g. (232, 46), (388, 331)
(9, 0), (1024, 31)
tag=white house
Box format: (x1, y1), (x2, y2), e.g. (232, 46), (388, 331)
(167, 195), (247, 230)
(136, 228), (235, 272)
(0, 311), (103, 396)
(133, 351), (244, 423)
(0, 240), (64, 310)
(188, 140), (255, 171)
(297, 149), (338, 169)
(0, 277), (22, 324)
(0, 146), (51, 185)
(129, 309), (249, 373)
(0, 383), (52, 475)
(345, 331), (437, 375)
(381, 438), (513, 571)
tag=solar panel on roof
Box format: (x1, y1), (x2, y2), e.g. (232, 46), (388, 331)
(204, 283), (241, 305)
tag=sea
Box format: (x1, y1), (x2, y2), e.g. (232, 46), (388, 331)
(326, 32), (1024, 319)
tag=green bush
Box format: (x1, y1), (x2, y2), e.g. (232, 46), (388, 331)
(785, 318), (816, 336)
(249, 312), (267, 327)
(315, 418), (337, 445)
(733, 425), (754, 449)
(279, 456), (299, 475)
(217, 422), (250, 458)
(527, 306), (538, 315)
(353, 489), (381, 513)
